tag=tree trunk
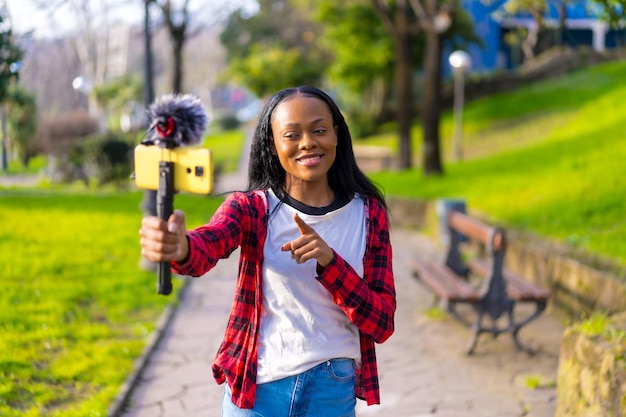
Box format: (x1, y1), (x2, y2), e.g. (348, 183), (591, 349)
(171, 27), (185, 94)
(390, 0), (414, 170)
(421, 27), (444, 175)
(395, 34), (414, 169)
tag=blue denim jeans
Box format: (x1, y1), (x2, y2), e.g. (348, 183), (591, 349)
(221, 358), (357, 417)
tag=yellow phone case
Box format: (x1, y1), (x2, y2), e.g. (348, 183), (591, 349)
(133, 145), (214, 195)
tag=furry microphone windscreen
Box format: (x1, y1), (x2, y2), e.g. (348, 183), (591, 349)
(145, 94), (209, 147)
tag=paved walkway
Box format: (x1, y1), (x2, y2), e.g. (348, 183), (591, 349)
(114, 173), (564, 417)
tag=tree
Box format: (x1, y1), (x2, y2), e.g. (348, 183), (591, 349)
(93, 74), (143, 130)
(590, 0), (626, 31)
(314, 1), (398, 137)
(0, 8), (24, 171)
(152, 0), (246, 93)
(29, 0), (133, 124)
(0, 14), (22, 102)
(6, 85), (37, 167)
(368, 0), (478, 174)
(152, 0), (190, 93)
(220, 0), (330, 97)
(498, 0), (549, 60)
(369, 0), (459, 172)
(369, 0), (419, 170)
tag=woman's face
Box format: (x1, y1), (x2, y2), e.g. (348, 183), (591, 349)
(271, 95), (338, 188)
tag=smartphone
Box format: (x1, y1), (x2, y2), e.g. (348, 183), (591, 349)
(133, 144), (214, 194)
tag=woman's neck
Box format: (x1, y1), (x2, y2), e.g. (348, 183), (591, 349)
(283, 181), (335, 208)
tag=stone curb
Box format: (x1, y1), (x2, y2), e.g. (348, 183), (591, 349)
(107, 275), (191, 417)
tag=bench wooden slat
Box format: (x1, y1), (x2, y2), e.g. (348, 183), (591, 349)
(448, 211), (504, 251)
(467, 259), (550, 302)
(412, 260), (480, 303)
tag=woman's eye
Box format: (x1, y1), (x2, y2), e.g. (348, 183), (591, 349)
(284, 133), (299, 140)
(314, 128), (327, 135)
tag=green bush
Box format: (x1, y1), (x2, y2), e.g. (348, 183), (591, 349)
(82, 132), (138, 189)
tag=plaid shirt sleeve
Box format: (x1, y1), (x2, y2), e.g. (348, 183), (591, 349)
(315, 197), (396, 343)
(171, 193), (247, 277)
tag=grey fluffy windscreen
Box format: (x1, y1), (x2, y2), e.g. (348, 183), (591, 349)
(146, 94), (209, 146)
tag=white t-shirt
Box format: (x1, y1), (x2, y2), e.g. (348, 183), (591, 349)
(256, 190), (367, 384)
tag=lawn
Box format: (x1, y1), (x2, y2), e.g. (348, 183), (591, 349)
(203, 126), (249, 173)
(0, 189), (223, 416)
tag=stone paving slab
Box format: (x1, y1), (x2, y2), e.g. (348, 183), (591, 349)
(116, 226), (563, 417)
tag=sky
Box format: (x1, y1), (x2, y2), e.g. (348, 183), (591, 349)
(5, 0), (144, 38)
(4, 0), (258, 39)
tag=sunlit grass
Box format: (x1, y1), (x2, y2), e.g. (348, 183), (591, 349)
(0, 189), (223, 416)
(203, 127), (248, 173)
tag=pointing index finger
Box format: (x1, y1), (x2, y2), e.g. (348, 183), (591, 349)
(293, 213), (311, 235)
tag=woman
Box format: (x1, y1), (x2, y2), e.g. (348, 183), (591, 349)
(139, 86), (396, 416)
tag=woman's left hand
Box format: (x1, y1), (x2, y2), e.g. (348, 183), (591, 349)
(281, 213), (334, 267)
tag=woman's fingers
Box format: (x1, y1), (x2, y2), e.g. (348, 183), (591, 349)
(281, 215), (334, 267)
(139, 216), (181, 262)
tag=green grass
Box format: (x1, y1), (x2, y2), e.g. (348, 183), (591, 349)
(203, 127), (248, 173)
(1, 155), (47, 175)
(521, 374), (556, 390)
(575, 312), (626, 343)
(0, 189), (223, 416)
(368, 60), (626, 269)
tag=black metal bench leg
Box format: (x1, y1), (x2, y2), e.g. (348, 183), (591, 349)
(508, 303), (541, 355)
(515, 300), (547, 329)
(509, 308), (525, 352)
(447, 302), (474, 327)
(466, 311), (485, 355)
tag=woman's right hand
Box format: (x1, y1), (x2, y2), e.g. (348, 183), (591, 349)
(139, 210), (189, 263)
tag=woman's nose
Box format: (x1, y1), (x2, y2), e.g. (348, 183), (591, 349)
(298, 133), (316, 149)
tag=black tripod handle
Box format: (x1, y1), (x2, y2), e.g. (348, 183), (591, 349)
(157, 161), (175, 295)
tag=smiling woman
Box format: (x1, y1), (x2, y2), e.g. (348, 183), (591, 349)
(138, 86), (397, 416)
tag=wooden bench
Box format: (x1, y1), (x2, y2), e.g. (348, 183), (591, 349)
(411, 210), (550, 354)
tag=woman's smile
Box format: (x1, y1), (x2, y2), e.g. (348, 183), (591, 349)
(296, 153), (324, 166)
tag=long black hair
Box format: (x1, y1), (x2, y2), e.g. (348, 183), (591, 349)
(246, 86), (386, 208)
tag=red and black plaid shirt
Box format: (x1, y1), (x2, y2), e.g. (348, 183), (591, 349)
(172, 190), (396, 409)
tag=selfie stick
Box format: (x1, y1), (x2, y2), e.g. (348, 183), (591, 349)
(157, 147), (175, 295)
(143, 94), (209, 295)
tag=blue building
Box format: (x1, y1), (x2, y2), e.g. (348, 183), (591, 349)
(459, 0), (625, 72)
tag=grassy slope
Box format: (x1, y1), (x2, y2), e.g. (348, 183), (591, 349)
(368, 60), (626, 268)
